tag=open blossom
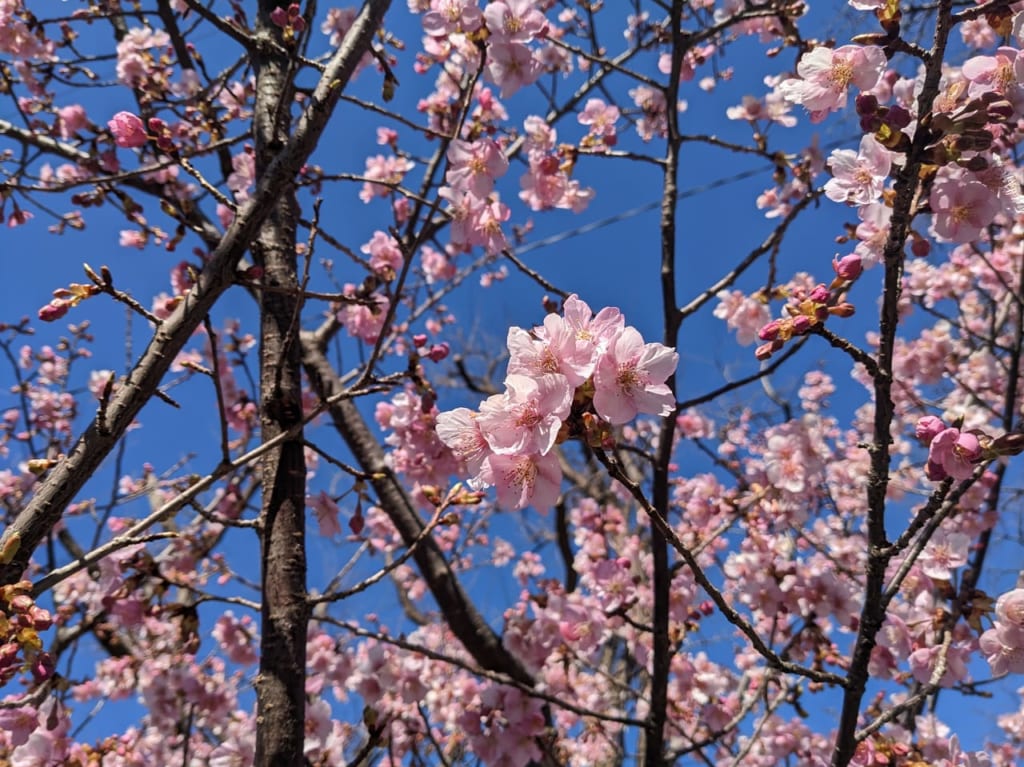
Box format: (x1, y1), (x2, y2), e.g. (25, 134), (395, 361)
(593, 327), (678, 424)
(107, 111), (147, 148)
(359, 153), (415, 203)
(446, 138), (509, 196)
(918, 529), (971, 579)
(480, 451), (561, 510)
(962, 46), (1024, 110)
(777, 45), (886, 122)
(486, 42), (543, 97)
(980, 624), (1024, 677)
(824, 134), (891, 205)
(930, 177), (1000, 243)
(484, 0), (547, 43)
(423, 0), (483, 36)
(477, 373), (571, 456)
(578, 98), (620, 141)
(714, 290), (772, 346)
(435, 407), (490, 480)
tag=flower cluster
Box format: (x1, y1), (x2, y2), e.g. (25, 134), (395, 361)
(981, 589), (1024, 677)
(440, 137), (512, 254)
(436, 295), (677, 510)
(0, 580), (54, 686)
(754, 276), (857, 360)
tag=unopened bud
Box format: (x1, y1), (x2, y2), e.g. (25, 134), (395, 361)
(832, 254), (863, 281)
(792, 315), (812, 334)
(758, 320), (781, 342)
(37, 299), (69, 323)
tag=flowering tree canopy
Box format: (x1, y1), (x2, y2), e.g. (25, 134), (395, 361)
(4, 0), (1024, 766)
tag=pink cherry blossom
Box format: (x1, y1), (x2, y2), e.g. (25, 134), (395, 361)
(577, 98), (620, 141)
(107, 111), (148, 148)
(422, 0), (483, 37)
(483, 0), (548, 44)
(480, 451), (561, 510)
(593, 327), (678, 424)
(927, 428), (983, 481)
(930, 177), (1000, 243)
(824, 134), (891, 205)
(777, 45), (887, 121)
(485, 42), (543, 97)
(477, 373), (571, 456)
(435, 407), (491, 481)
(446, 138), (509, 197)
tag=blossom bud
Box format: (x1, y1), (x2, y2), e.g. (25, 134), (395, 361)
(758, 320), (781, 341)
(426, 342), (450, 362)
(792, 315), (812, 334)
(916, 415), (946, 444)
(809, 284), (831, 303)
(925, 459), (947, 482)
(911, 238), (930, 258)
(885, 105), (912, 129)
(855, 93), (879, 116)
(37, 299), (69, 323)
(832, 254), (863, 281)
(412, 333), (428, 348)
(269, 6), (288, 26)
(829, 302), (855, 317)
(755, 340), (781, 361)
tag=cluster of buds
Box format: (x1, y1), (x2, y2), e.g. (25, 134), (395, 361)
(916, 415), (1024, 481)
(412, 333), (450, 363)
(37, 281), (101, 322)
(269, 3), (306, 44)
(145, 117), (176, 153)
(924, 90), (1013, 164)
(0, 580), (54, 686)
(856, 93), (913, 153)
(755, 274), (857, 361)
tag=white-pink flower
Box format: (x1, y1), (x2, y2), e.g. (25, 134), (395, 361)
(477, 373), (571, 455)
(824, 134), (891, 205)
(483, 0), (547, 44)
(435, 406), (490, 480)
(929, 178), (1000, 243)
(593, 327), (678, 424)
(480, 451), (561, 510)
(107, 111), (147, 148)
(777, 45), (886, 122)
(485, 42), (543, 97)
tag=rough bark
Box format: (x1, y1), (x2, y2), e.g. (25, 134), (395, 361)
(251, 2), (308, 764)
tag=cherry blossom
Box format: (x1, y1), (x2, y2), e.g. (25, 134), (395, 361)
(593, 327), (678, 424)
(777, 45), (887, 122)
(107, 111), (148, 148)
(824, 134), (891, 205)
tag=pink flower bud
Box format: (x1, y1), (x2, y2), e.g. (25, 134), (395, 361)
(412, 333), (428, 348)
(916, 415), (945, 444)
(107, 111), (148, 148)
(809, 284), (831, 303)
(832, 254), (863, 281)
(426, 342), (450, 362)
(792, 315), (812, 334)
(758, 320), (781, 341)
(38, 299), (69, 322)
(269, 6), (288, 27)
